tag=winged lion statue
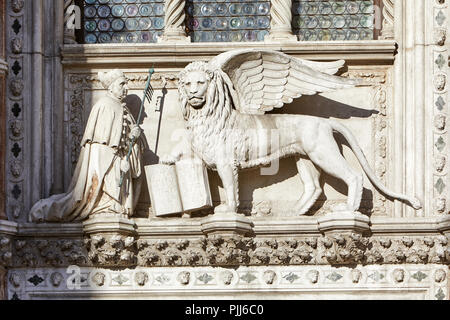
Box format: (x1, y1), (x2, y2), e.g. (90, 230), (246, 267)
(162, 49), (422, 215)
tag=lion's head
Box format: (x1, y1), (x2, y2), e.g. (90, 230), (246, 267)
(179, 62), (213, 108)
(178, 61), (235, 132)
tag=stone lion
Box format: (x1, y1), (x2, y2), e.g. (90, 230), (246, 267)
(163, 49), (422, 215)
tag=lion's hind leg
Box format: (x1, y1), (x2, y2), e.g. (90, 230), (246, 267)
(295, 158), (322, 215)
(305, 129), (363, 213)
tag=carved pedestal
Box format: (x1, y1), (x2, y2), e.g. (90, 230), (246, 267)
(157, 29), (191, 44)
(82, 214), (138, 268)
(317, 211), (371, 236)
(201, 213), (253, 237)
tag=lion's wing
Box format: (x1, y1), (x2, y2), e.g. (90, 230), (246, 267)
(210, 49), (361, 114)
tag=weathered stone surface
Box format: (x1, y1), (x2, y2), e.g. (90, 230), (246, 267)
(6, 265), (448, 300)
(2, 0), (449, 301)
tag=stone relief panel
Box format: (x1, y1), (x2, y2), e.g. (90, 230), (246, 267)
(8, 234), (449, 269)
(64, 64), (396, 219)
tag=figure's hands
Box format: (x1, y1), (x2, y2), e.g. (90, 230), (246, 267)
(130, 125), (142, 141)
(159, 154), (181, 165)
(120, 159), (130, 173)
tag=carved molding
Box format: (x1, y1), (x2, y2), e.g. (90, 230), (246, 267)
(159, 0), (190, 43)
(9, 234), (449, 268)
(85, 234), (137, 268)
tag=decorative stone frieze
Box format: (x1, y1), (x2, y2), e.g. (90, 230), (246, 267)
(6, 0), (25, 221)
(0, 235), (12, 267)
(6, 265), (448, 300)
(63, 0), (77, 44)
(432, 0), (449, 216)
(7, 232), (449, 268)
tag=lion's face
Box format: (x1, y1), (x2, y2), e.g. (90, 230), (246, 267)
(182, 71), (210, 109)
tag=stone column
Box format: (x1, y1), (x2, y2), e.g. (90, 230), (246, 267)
(64, 0), (77, 44)
(0, 0), (7, 221)
(380, 0), (395, 40)
(265, 0), (297, 42)
(158, 0), (190, 43)
(0, 1), (6, 300)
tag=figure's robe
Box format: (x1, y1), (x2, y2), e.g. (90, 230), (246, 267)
(30, 95), (142, 222)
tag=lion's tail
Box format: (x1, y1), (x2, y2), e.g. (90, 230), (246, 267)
(329, 120), (422, 210)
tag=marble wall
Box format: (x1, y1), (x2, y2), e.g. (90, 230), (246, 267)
(0, 0), (448, 300)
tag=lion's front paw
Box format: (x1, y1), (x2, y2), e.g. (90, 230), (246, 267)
(214, 204), (237, 215)
(159, 154), (179, 165)
(331, 203), (352, 212)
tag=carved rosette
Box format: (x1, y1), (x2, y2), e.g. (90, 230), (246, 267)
(343, 70), (389, 216)
(84, 234), (137, 267)
(432, 0), (448, 215)
(13, 238), (87, 268)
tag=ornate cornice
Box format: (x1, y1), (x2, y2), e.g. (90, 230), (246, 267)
(61, 41), (398, 67)
(2, 217), (449, 269)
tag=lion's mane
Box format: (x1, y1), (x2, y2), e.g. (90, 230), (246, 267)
(178, 62), (248, 158)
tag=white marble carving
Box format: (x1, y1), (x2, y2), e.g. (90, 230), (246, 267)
(64, 0), (77, 44)
(29, 70), (143, 222)
(380, 0), (395, 40)
(265, 0), (297, 42)
(6, 265), (448, 300)
(164, 49), (422, 216)
(158, 0), (190, 43)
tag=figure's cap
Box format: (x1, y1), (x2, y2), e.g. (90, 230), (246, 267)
(98, 69), (125, 89)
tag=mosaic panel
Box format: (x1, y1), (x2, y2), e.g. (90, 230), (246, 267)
(185, 0), (271, 42)
(292, 0), (376, 41)
(82, 0), (165, 44)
